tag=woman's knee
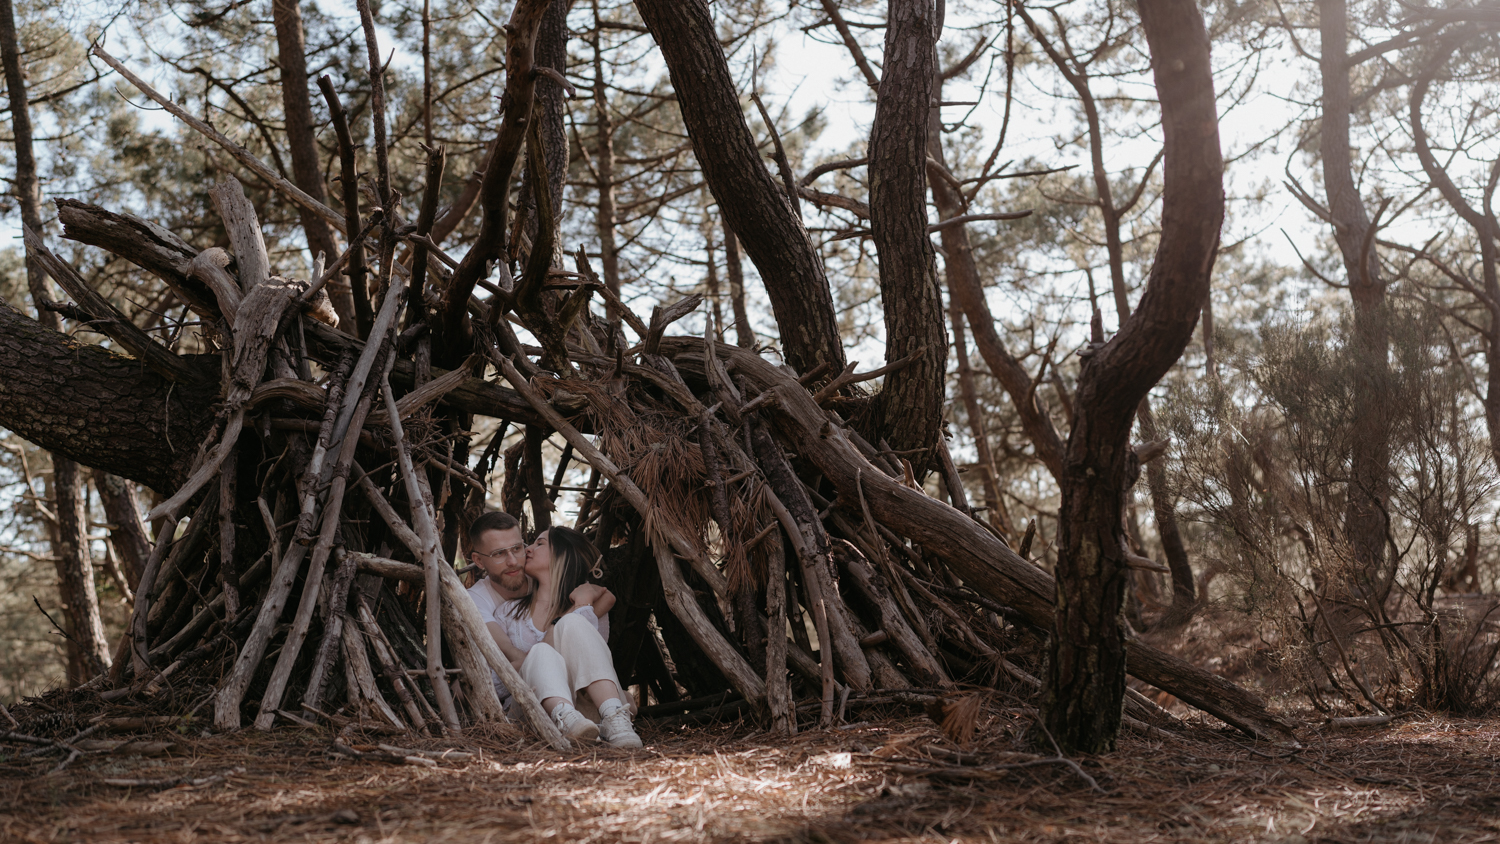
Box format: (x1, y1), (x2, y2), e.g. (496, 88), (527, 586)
(521, 643), (564, 681)
(554, 612), (591, 634)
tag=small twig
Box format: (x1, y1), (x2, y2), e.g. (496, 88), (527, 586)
(796, 361), (832, 386)
(739, 386), (781, 416)
(2, 730), (56, 746)
(405, 232), (459, 268)
(32, 596), (82, 648)
(377, 743), (475, 760)
(532, 65), (576, 97)
(275, 709), (322, 729)
(21, 724), (103, 758)
(812, 346), (927, 404)
(101, 767), (245, 789)
(48, 749), (82, 775)
(1032, 721), (1105, 793)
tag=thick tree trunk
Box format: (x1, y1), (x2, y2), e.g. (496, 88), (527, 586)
(1042, 0), (1223, 753)
(522, 0), (572, 263)
(4, 0), (113, 681)
(865, 0), (945, 456)
(0, 298), (214, 493)
(634, 0), (846, 379)
(271, 0), (352, 325)
(1319, 0), (1393, 606)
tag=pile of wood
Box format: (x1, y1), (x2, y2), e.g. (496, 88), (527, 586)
(46, 177), (1293, 748)
(21, 15), (1296, 750)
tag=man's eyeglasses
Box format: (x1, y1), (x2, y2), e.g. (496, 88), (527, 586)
(472, 543), (526, 563)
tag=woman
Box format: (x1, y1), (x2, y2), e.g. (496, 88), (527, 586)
(494, 525), (641, 748)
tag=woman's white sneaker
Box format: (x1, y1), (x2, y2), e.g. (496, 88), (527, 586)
(598, 709), (643, 748)
(552, 703), (599, 741)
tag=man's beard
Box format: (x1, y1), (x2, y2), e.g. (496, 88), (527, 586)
(498, 570), (528, 593)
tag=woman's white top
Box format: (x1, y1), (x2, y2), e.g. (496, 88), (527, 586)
(494, 598), (609, 654)
(464, 578), (610, 702)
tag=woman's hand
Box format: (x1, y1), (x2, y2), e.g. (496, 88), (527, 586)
(569, 583), (616, 616)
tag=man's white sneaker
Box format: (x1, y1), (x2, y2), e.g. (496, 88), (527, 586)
(552, 704), (599, 741)
(598, 708), (643, 748)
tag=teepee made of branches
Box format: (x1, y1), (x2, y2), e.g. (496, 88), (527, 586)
(24, 3), (1296, 750)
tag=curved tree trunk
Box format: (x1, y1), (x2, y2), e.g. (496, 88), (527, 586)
(864, 0), (946, 456)
(634, 0), (845, 379)
(1019, 1), (1196, 621)
(1408, 34), (1500, 479)
(1041, 0), (1223, 753)
(926, 71), (1065, 482)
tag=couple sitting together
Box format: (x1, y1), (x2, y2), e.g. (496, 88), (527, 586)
(464, 511), (643, 748)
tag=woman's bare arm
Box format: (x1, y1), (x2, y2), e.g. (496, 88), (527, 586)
(569, 583), (616, 617)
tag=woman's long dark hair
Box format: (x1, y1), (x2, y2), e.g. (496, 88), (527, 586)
(508, 526), (602, 627)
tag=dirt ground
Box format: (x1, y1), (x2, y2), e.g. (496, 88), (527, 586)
(4, 705), (1499, 844)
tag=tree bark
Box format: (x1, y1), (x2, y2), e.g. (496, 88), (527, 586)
(1136, 402), (1195, 618)
(52, 456), (111, 681)
(271, 0), (352, 324)
(634, 0), (845, 379)
(521, 0), (572, 265)
(589, 3), (622, 321)
(1319, 0), (1393, 606)
(946, 296), (1005, 530)
(0, 297), (214, 493)
(4, 0), (112, 681)
(1042, 0), (1223, 753)
(93, 470), (151, 590)
(722, 223), (754, 349)
(864, 0), (946, 456)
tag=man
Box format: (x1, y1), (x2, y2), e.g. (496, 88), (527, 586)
(467, 510), (530, 604)
(464, 511), (531, 708)
(462, 513), (639, 746)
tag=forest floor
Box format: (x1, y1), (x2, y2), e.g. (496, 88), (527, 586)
(3, 702), (1499, 844)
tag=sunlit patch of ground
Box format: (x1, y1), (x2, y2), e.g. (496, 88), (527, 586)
(3, 714), (1499, 842)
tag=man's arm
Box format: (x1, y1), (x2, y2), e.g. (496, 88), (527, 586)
(486, 621), (527, 670)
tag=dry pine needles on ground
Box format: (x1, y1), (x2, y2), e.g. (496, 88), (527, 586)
(3, 707), (1498, 843)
